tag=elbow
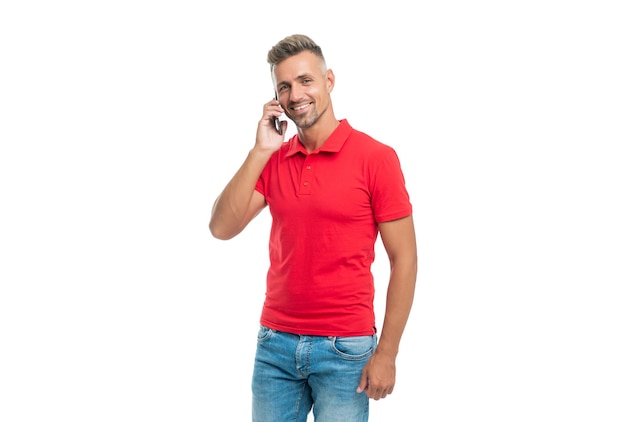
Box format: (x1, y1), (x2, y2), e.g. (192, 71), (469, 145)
(208, 220), (237, 240)
(209, 222), (230, 240)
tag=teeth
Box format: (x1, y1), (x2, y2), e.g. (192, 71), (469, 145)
(294, 104), (308, 110)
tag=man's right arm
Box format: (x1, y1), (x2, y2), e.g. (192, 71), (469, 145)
(209, 99), (286, 240)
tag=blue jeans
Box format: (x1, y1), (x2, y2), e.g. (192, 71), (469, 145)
(252, 326), (377, 422)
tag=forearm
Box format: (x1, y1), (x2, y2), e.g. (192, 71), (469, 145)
(209, 147), (272, 239)
(376, 258), (417, 358)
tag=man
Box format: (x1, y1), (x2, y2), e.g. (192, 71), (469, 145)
(209, 34), (417, 422)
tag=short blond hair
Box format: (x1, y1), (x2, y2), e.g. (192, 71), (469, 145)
(267, 34), (325, 71)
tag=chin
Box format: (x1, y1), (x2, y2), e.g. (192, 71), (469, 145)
(295, 115), (318, 129)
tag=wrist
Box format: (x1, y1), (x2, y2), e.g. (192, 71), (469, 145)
(375, 342), (399, 359)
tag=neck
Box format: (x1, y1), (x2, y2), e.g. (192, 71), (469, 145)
(298, 114), (340, 153)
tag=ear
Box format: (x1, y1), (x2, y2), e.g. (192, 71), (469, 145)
(326, 69), (335, 93)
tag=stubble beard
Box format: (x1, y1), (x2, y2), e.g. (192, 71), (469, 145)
(291, 107), (324, 130)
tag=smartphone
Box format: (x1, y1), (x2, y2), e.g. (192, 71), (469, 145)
(273, 93), (283, 135)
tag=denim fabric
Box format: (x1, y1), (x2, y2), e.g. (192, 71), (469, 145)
(252, 326), (377, 422)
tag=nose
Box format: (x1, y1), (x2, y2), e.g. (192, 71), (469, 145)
(289, 84), (304, 103)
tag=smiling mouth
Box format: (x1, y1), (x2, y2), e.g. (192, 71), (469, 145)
(291, 102), (311, 112)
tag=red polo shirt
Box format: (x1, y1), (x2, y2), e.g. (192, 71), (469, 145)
(255, 119), (412, 336)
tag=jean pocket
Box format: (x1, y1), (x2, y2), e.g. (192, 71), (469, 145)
(256, 325), (274, 343)
(330, 335), (376, 360)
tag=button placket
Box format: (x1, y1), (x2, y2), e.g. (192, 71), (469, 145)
(299, 156), (316, 195)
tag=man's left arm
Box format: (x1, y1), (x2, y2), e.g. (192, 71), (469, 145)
(357, 214), (418, 400)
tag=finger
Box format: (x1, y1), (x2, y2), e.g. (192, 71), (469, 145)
(356, 375), (368, 393)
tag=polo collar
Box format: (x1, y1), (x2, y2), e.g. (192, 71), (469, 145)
(285, 119), (352, 157)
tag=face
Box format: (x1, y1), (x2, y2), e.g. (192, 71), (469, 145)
(273, 51), (334, 129)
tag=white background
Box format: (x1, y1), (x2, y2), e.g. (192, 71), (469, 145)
(1, 1), (625, 421)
